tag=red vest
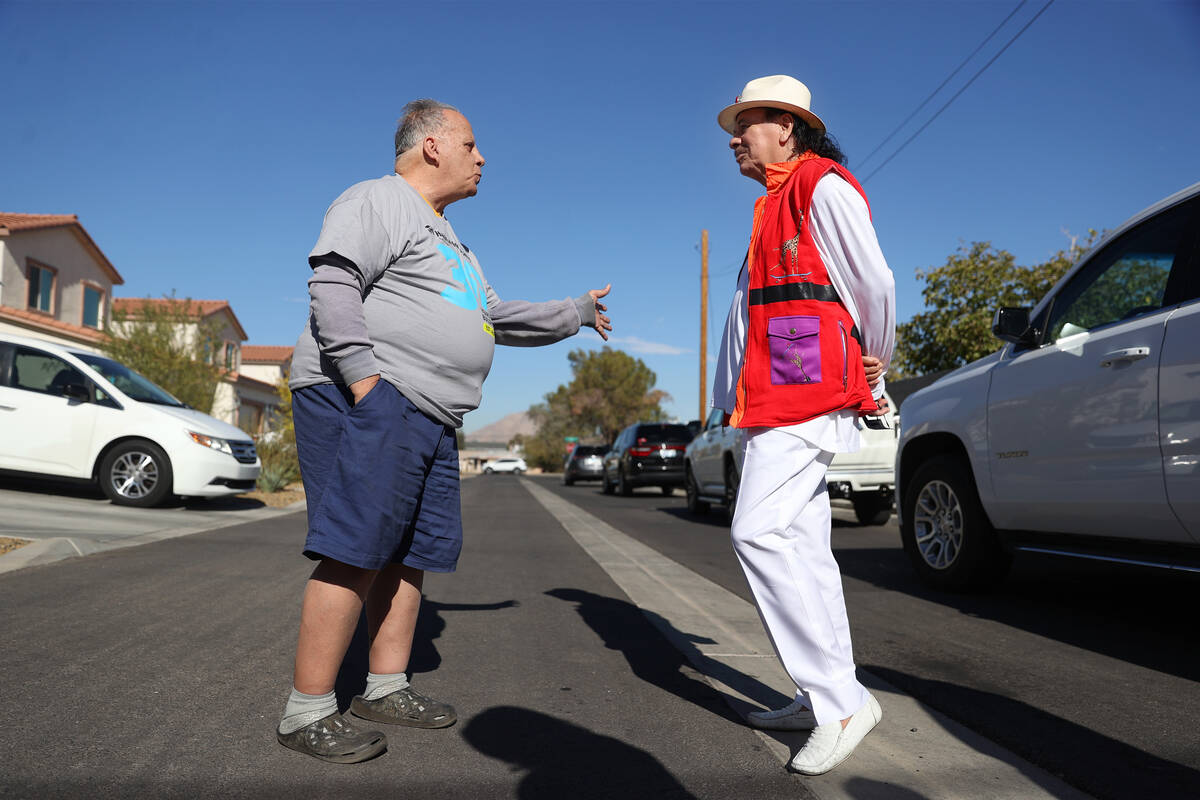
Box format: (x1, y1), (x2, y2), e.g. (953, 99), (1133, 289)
(730, 155), (878, 428)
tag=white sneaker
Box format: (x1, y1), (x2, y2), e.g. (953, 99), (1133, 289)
(789, 694), (882, 776)
(746, 697), (817, 730)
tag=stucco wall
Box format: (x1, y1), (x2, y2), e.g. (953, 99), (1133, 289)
(0, 228), (114, 329)
(239, 362), (284, 385)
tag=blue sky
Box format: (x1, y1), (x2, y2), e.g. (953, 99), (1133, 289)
(3, 0), (1198, 432)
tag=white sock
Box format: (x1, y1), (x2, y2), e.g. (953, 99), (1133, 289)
(278, 688), (337, 735)
(363, 671), (410, 700)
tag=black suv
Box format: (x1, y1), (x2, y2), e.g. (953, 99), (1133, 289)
(602, 422), (694, 496)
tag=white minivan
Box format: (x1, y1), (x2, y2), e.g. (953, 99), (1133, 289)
(0, 333), (261, 507)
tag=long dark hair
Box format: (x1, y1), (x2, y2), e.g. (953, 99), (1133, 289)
(767, 109), (846, 165)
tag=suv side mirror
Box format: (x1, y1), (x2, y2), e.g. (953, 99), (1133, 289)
(992, 307), (1036, 345)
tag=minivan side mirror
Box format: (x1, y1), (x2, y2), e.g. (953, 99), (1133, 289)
(992, 307), (1036, 346)
(62, 383), (90, 401)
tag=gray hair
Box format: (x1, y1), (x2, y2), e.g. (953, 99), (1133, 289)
(394, 99), (460, 157)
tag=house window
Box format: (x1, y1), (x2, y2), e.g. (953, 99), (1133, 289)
(83, 285), (104, 328)
(27, 263), (55, 313)
(224, 343), (236, 369)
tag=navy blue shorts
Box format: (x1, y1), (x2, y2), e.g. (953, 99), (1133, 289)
(292, 381), (462, 572)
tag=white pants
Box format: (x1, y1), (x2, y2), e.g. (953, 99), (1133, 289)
(731, 427), (868, 725)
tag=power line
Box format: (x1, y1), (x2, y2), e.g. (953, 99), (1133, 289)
(860, 0), (1056, 185)
(855, 0), (1029, 174)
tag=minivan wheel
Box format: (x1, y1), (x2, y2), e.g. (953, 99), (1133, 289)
(900, 455), (1011, 591)
(685, 466), (709, 515)
(99, 440), (174, 508)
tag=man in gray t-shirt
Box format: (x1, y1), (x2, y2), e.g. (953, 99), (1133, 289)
(276, 99), (612, 763)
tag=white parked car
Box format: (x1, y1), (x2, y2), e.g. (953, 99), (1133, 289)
(0, 333), (261, 507)
(684, 391), (899, 525)
(483, 457), (527, 475)
(896, 182), (1200, 590)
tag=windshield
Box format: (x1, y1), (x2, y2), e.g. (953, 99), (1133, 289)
(72, 353), (185, 406)
(573, 446), (606, 457)
(636, 425), (693, 444)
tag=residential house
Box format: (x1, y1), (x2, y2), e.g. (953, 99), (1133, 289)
(111, 298), (281, 436)
(0, 213), (124, 350)
(238, 345), (294, 434)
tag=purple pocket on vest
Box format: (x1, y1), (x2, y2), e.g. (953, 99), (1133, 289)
(767, 315), (821, 385)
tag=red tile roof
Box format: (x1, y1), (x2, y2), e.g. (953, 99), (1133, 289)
(0, 212), (123, 285)
(112, 298), (247, 340)
(0, 213), (79, 232)
(240, 345), (294, 363)
(0, 305), (107, 345)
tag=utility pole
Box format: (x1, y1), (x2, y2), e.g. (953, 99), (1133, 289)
(699, 229), (709, 423)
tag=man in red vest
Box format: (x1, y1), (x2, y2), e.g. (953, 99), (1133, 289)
(712, 75), (896, 775)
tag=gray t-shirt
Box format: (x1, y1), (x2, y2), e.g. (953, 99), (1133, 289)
(290, 173), (591, 428)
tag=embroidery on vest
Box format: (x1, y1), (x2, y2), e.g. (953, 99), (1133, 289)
(767, 231), (811, 283)
(784, 342), (813, 382)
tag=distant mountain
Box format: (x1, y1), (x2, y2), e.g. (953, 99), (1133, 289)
(465, 411), (536, 445)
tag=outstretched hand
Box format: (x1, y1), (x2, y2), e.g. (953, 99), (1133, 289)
(590, 284), (613, 340)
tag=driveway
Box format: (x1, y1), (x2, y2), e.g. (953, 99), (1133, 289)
(0, 475), (304, 574)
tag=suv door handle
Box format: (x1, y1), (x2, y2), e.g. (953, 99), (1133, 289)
(1099, 347), (1150, 368)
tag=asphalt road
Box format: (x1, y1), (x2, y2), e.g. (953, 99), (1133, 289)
(538, 475), (1200, 800)
(2, 473), (1195, 799)
(0, 475), (808, 800)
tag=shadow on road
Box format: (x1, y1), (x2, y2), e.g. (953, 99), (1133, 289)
(865, 665), (1200, 800)
(546, 587), (787, 722)
(463, 705), (697, 799)
(837, 545), (1200, 682)
(335, 596), (517, 707)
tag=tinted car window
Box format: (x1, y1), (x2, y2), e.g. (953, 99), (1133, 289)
(573, 446), (605, 457)
(1047, 199), (1194, 342)
(11, 347), (87, 397)
(633, 424), (692, 444)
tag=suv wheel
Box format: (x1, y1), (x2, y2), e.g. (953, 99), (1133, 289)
(513, 468), (524, 475)
(563, 473), (575, 486)
(900, 455), (1011, 591)
(685, 466), (709, 515)
(618, 468), (632, 497)
(852, 493), (892, 526)
(724, 461), (740, 523)
(99, 440), (174, 508)
(601, 471), (614, 494)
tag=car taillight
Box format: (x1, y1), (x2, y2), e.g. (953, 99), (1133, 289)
(629, 446), (654, 456)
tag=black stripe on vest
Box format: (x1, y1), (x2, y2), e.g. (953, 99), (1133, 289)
(749, 282), (864, 349)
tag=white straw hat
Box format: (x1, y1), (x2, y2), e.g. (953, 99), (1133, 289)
(718, 75), (826, 135)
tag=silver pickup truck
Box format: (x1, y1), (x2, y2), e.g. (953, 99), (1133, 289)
(683, 391), (899, 525)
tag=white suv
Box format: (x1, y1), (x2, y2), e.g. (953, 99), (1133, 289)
(0, 333), (261, 507)
(896, 183), (1200, 590)
(483, 457), (527, 474)
(684, 391), (899, 525)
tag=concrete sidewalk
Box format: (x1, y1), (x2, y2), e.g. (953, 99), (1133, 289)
(0, 482), (305, 574)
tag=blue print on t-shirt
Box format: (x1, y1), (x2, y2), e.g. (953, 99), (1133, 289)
(438, 244), (487, 311)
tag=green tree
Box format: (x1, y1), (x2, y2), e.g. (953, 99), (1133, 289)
(256, 370), (300, 492)
(523, 347), (670, 471)
(894, 233), (1098, 375)
(103, 295), (224, 413)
